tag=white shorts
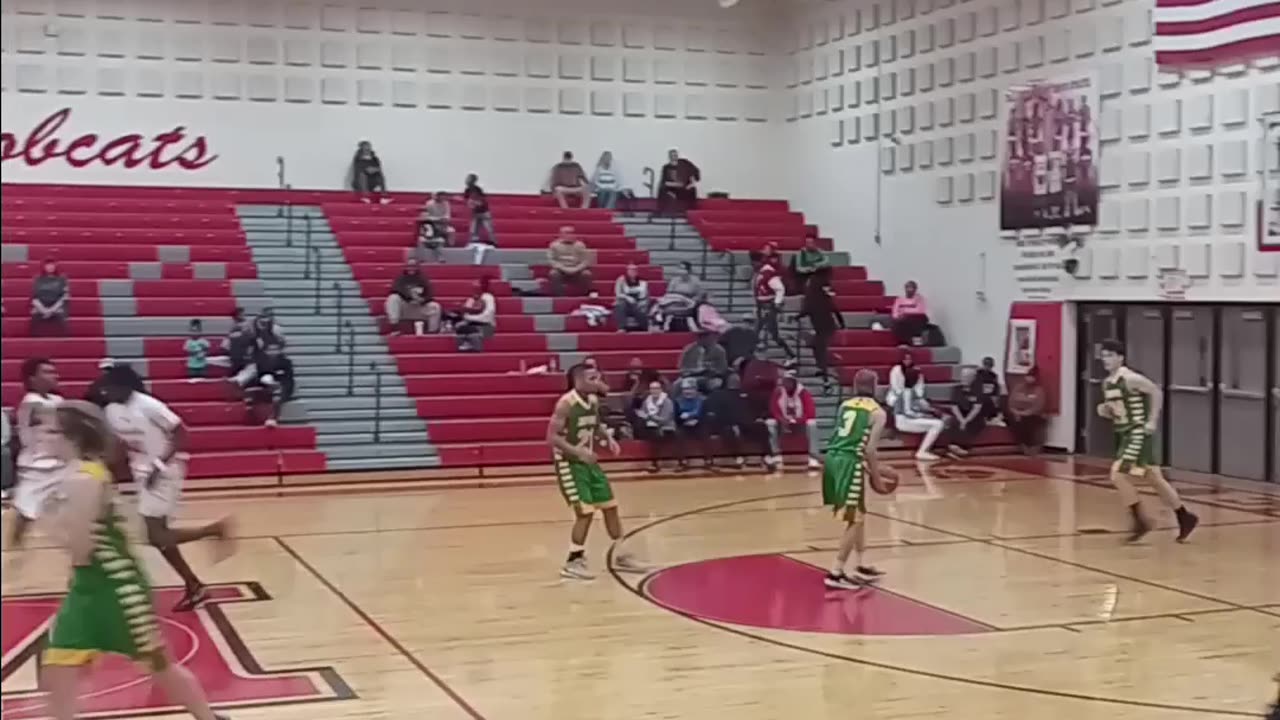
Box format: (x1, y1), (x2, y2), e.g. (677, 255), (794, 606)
(14, 465), (66, 520)
(134, 459), (187, 519)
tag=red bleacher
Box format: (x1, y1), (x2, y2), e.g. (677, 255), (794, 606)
(0, 184), (326, 478)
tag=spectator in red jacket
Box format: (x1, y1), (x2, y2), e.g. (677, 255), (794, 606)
(764, 371), (820, 472)
(753, 253), (794, 361)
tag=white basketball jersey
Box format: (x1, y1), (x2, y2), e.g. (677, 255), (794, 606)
(1032, 155), (1048, 196)
(106, 392), (181, 476)
(16, 392), (64, 470)
(1046, 152), (1064, 194)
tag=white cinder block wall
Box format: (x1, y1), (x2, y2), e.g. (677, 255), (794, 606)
(0, 0), (783, 196)
(776, 0), (1279, 358)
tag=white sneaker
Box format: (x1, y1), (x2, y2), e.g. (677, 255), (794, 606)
(560, 557), (595, 580)
(824, 573), (864, 591)
(765, 455), (782, 471)
(915, 450), (941, 461)
(264, 418), (278, 428)
(612, 553), (650, 574)
(807, 457), (822, 470)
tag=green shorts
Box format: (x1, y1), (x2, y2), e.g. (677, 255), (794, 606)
(554, 454), (615, 513)
(45, 563), (165, 670)
(1114, 430), (1155, 475)
(822, 451), (866, 520)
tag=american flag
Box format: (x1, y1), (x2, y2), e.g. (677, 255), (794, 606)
(1154, 0), (1280, 67)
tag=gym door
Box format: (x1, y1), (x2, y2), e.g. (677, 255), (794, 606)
(1079, 306), (1120, 457)
(1167, 307), (1214, 474)
(1217, 307), (1269, 481)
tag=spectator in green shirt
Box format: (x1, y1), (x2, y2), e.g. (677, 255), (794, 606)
(184, 319), (211, 379)
(791, 234), (830, 292)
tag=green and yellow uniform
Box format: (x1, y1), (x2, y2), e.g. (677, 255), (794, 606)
(45, 460), (165, 670)
(1103, 369), (1154, 474)
(822, 396), (879, 520)
(553, 390), (615, 512)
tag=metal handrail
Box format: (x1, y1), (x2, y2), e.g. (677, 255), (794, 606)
(276, 156), (286, 189)
(311, 246), (322, 312)
(642, 167), (655, 198)
(725, 253), (738, 315)
(344, 321), (356, 396)
(301, 215), (314, 278)
(371, 361), (383, 442)
(332, 281), (344, 351)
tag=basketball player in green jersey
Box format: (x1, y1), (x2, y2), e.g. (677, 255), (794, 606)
(822, 369), (897, 590)
(42, 401), (233, 720)
(549, 364), (647, 580)
(1097, 340), (1198, 543)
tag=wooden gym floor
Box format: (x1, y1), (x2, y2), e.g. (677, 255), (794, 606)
(2, 455), (1277, 719)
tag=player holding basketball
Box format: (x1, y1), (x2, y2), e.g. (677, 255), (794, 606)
(40, 400), (232, 720)
(8, 357), (65, 549)
(1096, 340), (1198, 543)
(102, 366), (233, 611)
(822, 369), (897, 590)
(549, 363), (646, 580)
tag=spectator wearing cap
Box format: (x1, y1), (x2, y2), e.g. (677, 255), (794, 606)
(765, 371), (820, 471)
(30, 259), (70, 336)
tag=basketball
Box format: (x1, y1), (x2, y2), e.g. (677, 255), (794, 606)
(1096, 402), (1114, 419)
(869, 467), (900, 495)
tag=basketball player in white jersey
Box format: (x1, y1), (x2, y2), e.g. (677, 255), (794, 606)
(102, 366), (233, 612)
(8, 357), (65, 549)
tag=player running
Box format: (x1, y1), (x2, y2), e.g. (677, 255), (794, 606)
(101, 366), (234, 611)
(822, 369), (897, 590)
(1096, 340), (1198, 543)
(8, 357), (65, 549)
(40, 400), (232, 720)
(549, 363), (647, 580)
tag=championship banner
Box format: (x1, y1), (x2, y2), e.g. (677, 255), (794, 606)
(1261, 113), (1279, 252)
(999, 74), (1099, 231)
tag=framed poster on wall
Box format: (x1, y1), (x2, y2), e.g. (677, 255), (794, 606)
(1006, 318), (1038, 375)
(1260, 113), (1279, 251)
(999, 74), (1100, 231)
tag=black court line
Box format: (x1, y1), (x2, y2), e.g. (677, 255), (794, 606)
(863, 508), (1276, 621)
(273, 537), (488, 720)
(608, 491), (1265, 718)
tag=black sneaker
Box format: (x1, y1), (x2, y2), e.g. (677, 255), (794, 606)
(173, 585), (209, 613)
(854, 566), (886, 583)
(1126, 510), (1151, 544)
(824, 573), (863, 591)
(1175, 509), (1199, 543)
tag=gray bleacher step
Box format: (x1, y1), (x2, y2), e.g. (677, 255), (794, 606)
(316, 430), (430, 445)
(316, 439), (435, 458)
(310, 418), (426, 435)
(307, 406), (421, 421)
(236, 205), (326, 217)
(297, 374), (411, 391)
(294, 395), (414, 412)
(325, 455), (441, 471)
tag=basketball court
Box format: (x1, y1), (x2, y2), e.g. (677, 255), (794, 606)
(3, 456), (1276, 719)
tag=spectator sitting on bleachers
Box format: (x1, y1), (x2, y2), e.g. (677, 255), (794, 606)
(887, 350), (926, 409)
(184, 319), (211, 379)
(948, 367), (985, 455)
(975, 355), (1005, 421)
(635, 380), (677, 472)
(214, 307), (254, 378)
(229, 309), (286, 388)
(679, 330), (729, 386)
(658, 149), (700, 216)
(765, 371), (820, 471)
(350, 140), (390, 204)
(416, 191), (453, 263)
(251, 308), (286, 348)
(893, 383), (950, 461)
(719, 313), (758, 374)
(446, 277), (497, 352)
(791, 234), (830, 291)
(463, 173), (497, 264)
(674, 378), (709, 470)
(1006, 366), (1046, 455)
(891, 280), (931, 347)
(655, 261), (704, 331)
(244, 341), (295, 427)
(386, 259), (442, 336)
(548, 151), (590, 209)
(753, 252), (795, 362)
(30, 259), (70, 336)
(591, 151), (624, 210)
(705, 372), (764, 470)
(613, 264), (652, 331)
(547, 226), (594, 297)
